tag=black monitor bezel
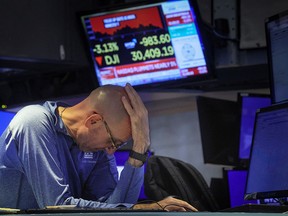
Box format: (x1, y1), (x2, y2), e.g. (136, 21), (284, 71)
(237, 92), (271, 167)
(265, 9), (288, 105)
(244, 102), (288, 200)
(78, 0), (215, 90)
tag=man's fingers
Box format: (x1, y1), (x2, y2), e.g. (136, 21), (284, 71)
(159, 197), (198, 212)
(121, 96), (133, 115)
(124, 83), (144, 108)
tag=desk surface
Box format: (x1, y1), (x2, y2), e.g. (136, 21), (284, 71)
(1, 212), (287, 216)
(2, 204), (288, 216)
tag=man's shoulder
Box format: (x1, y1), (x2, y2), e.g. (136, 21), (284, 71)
(11, 104), (54, 128)
(17, 101), (58, 115)
(20, 104), (50, 118)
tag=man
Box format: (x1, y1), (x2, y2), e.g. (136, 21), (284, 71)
(0, 83), (197, 211)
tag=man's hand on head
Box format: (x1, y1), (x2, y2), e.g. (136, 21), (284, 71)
(122, 83), (150, 167)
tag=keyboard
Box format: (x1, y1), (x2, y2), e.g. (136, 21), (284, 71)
(220, 204), (288, 213)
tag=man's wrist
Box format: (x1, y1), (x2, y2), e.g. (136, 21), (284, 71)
(129, 150), (148, 163)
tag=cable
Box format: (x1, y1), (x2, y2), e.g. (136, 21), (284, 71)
(201, 20), (240, 42)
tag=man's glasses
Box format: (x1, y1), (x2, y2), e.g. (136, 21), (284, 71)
(103, 120), (128, 150)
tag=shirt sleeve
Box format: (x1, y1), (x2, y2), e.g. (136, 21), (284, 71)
(62, 160), (144, 208)
(106, 161), (144, 204)
(80, 153), (144, 206)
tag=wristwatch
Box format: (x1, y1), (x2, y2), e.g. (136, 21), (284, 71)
(129, 150), (148, 163)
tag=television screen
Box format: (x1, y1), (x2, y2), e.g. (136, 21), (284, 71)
(266, 9), (288, 104)
(237, 93), (271, 161)
(196, 96), (240, 166)
(245, 102), (288, 200)
(0, 110), (16, 135)
(79, 0), (213, 89)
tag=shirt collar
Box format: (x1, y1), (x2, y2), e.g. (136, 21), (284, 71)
(42, 101), (70, 135)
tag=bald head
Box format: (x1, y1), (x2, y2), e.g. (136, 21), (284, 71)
(87, 85), (130, 125)
(59, 85), (133, 151)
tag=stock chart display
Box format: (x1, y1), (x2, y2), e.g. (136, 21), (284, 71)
(82, 0), (208, 86)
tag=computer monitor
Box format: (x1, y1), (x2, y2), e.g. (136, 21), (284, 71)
(266, 9), (288, 104)
(0, 110), (16, 135)
(226, 170), (258, 207)
(196, 96), (240, 166)
(245, 102), (288, 200)
(237, 93), (271, 161)
(79, 0), (214, 89)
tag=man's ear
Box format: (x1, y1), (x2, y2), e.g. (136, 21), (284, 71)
(85, 113), (103, 128)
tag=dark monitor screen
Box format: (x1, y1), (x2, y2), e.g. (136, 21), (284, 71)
(79, 0), (213, 89)
(245, 102), (288, 200)
(196, 96), (240, 166)
(0, 110), (16, 135)
(237, 93), (271, 160)
(266, 9), (288, 104)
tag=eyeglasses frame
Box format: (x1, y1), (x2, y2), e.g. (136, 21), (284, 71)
(103, 120), (127, 149)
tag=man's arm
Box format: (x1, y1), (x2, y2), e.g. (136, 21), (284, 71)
(122, 83), (150, 167)
(6, 105), (133, 208)
(80, 151), (144, 205)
